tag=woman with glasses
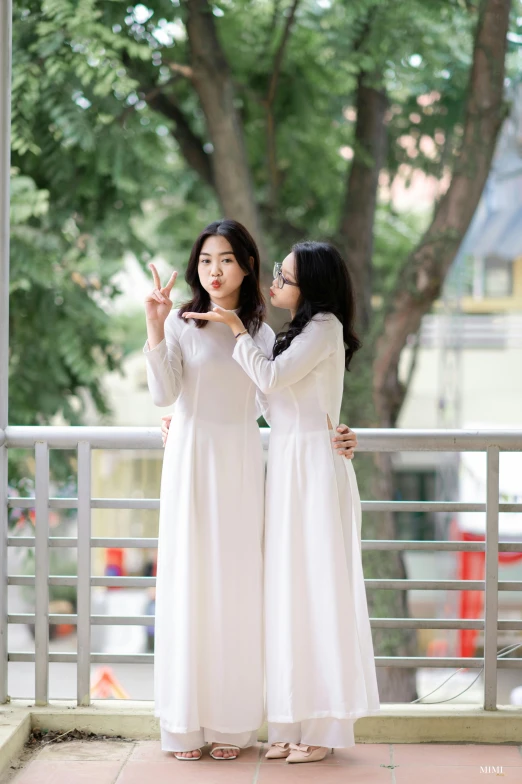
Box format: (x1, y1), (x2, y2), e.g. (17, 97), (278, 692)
(183, 241), (380, 764)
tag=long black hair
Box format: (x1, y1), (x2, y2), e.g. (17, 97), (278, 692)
(178, 219), (265, 336)
(272, 241), (361, 370)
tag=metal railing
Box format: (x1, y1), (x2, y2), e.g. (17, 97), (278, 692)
(1, 426), (522, 711)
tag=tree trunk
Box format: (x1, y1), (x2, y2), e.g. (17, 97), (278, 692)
(342, 0), (510, 703)
(184, 0), (271, 287)
(374, 0), (511, 426)
(338, 73), (387, 333)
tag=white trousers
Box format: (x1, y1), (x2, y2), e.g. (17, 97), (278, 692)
(161, 726), (258, 752)
(268, 718), (355, 749)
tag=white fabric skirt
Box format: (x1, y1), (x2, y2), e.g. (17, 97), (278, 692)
(264, 432), (380, 743)
(268, 718), (355, 749)
(161, 726), (258, 752)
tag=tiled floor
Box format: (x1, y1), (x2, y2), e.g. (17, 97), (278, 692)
(5, 740), (522, 783)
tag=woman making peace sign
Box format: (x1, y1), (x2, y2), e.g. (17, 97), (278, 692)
(143, 220), (275, 760)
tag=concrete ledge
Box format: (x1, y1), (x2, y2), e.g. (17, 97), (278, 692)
(0, 706), (31, 776)
(0, 699), (519, 778)
(356, 703), (522, 744)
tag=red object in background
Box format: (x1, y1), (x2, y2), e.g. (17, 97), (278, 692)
(458, 529), (522, 658)
(90, 666), (129, 699)
(55, 623), (75, 637)
(105, 548), (125, 589)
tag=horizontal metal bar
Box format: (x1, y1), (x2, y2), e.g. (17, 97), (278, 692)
(364, 579), (483, 590)
(11, 615), (520, 631)
(8, 614), (154, 626)
(8, 496), (522, 515)
(8, 537), (522, 554)
(7, 537), (159, 549)
(9, 574), (522, 591)
(0, 615), (492, 631)
(4, 426), (165, 450)
(354, 430), (522, 452)
(90, 538), (158, 548)
(363, 501), (522, 512)
(7, 651), (522, 668)
(8, 652), (154, 664)
(366, 579), (522, 591)
(370, 618), (485, 630)
(8, 576), (156, 587)
(7, 497), (160, 510)
(5, 425), (522, 451)
(362, 541), (488, 552)
(375, 657), (522, 668)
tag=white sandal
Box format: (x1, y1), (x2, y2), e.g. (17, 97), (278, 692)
(173, 749), (202, 761)
(209, 743), (240, 760)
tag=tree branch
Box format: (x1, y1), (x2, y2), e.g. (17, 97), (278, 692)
(373, 0), (511, 425)
(121, 50), (214, 189)
(265, 0), (301, 205)
(338, 72), (387, 333)
(165, 61), (194, 80)
(184, 0), (268, 271)
(146, 92), (214, 189)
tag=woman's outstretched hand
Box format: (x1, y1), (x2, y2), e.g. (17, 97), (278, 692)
(182, 305), (244, 335)
(145, 263), (178, 324)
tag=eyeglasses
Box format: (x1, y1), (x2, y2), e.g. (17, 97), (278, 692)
(273, 262), (299, 290)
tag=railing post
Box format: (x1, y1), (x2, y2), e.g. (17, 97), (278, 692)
(483, 445), (499, 711)
(0, 0), (13, 707)
(77, 441), (91, 706)
(0, 431), (7, 703)
(34, 441), (50, 705)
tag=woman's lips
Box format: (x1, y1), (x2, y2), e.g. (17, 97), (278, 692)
(211, 281), (221, 288)
(269, 289), (275, 297)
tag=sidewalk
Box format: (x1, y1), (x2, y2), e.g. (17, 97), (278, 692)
(3, 738), (522, 784)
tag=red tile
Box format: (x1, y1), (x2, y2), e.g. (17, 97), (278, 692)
(116, 759), (257, 784)
(330, 744), (391, 766)
(393, 743), (522, 768)
(395, 764), (521, 783)
(257, 764), (392, 783)
(13, 760), (122, 784)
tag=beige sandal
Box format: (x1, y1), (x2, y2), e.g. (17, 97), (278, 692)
(286, 743), (331, 763)
(265, 742), (291, 759)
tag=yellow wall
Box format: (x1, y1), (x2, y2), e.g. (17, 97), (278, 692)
(90, 450), (162, 577)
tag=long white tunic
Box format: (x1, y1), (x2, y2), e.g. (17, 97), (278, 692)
(232, 313), (380, 727)
(143, 307), (274, 737)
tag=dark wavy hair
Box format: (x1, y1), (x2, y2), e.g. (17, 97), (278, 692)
(178, 219), (265, 335)
(272, 241), (361, 370)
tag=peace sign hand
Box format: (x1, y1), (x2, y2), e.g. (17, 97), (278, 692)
(145, 263), (178, 324)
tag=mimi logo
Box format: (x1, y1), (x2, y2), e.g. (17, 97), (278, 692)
(479, 766), (504, 774)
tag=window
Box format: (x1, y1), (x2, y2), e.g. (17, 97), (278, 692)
(484, 255), (513, 298)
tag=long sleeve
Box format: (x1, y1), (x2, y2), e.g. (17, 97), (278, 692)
(233, 314), (340, 395)
(143, 311), (183, 407)
(253, 323), (276, 423)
